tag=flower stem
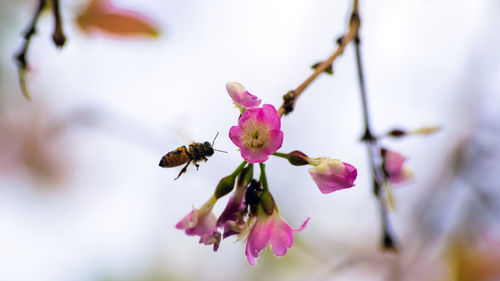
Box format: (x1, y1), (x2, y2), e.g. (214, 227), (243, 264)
(231, 161), (248, 177)
(201, 195), (218, 214)
(258, 163), (277, 214)
(272, 152), (289, 159)
(259, 163), (269, 193)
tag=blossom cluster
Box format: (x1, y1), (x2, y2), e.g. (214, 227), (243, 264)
(175, 82), (369, 265)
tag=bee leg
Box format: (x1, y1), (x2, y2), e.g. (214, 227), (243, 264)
(194, 163), (200, 170)
(175, 160), (191, 180)
(203, 156), (208, 162)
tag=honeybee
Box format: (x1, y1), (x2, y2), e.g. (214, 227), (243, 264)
(159, 133), (225, 179)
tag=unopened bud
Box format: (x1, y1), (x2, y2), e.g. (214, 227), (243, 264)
(386, 126), (441, 138)
(287, 150), (310, 166)
(52, 30), (67, 47)
(237, 164), (253, 188)
(260, 191), (275, 216)
(311, 62), (333, 75)
(387, 129), (407, 138)
(214, 175), (236, 199)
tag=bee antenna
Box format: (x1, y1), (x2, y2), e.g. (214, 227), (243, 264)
(212, 132), (227, 153)
(211, 132), (220, 147)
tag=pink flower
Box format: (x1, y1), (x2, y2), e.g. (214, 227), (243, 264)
(308, 158), (357, 194)
(229, 104), (284, 163)
(226, 82), (261, 109)
(383, 149), (413, 184)
(216, 189), (246, 238)
(176, 198), (221, 251)
(245, 207), (310, 265)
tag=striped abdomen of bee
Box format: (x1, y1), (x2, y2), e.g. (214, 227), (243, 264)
(159, 142), (214, 180)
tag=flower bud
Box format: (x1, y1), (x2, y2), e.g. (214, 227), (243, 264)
(214, 175), (236, 199)
(381, 148), (413, 184)
(286, 150), (310, 166)
(237, 164), (253, 188)
(386, 126), (441, 138)
(260, 191), (275, 216)
(226, 82), (261, 110)
(308, 158), (357, 194)
(387, 128), (407, 138)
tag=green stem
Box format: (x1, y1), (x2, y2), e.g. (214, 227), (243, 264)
(259, 163), (269, 192)
(231, 161), (247, 177)
(201, 195), (217, 215)
(272, 152), (289, 159)
(258, 162), (277, 214)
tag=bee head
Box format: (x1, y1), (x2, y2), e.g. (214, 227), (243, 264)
(203, 141), (214, 156)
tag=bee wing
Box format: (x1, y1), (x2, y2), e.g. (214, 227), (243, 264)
(163, 112), (195, 145)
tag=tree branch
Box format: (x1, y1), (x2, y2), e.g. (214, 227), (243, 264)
(277, 0), (360, 117)
(14, 0), (47, 100)
(51, 0), (67, 47)
(353, 6), (398, 251)
(14, 0), (67, 100)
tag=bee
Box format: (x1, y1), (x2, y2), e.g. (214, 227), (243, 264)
(159, 133), (225, 179)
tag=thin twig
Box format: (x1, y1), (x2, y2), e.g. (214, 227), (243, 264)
(14, 0), (67, 100)
(277, 0), (360, 117)
(51, 0), (67, 47)
(14, 0), (47, 100)
(353, 6), (398, 251)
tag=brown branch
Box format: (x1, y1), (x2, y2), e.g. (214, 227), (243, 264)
(278, 0), (360, 117)
(51, 0), (67, 47)
(352, 5), (398, 251)
(14, 0), (67, 100)
(14, 0), (47, 100)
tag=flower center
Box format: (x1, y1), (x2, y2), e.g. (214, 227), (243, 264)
(242, 122), (270, 149)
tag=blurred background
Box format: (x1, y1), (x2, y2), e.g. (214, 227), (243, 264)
(1, 0), (499, 280)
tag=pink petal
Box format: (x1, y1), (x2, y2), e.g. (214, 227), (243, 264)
(245, 240), (258, 265)
(308, 162), (357, 194)
(199, 231), (221, 252)
(293, 217), (310, 232)
(185, 212), (217, 236)
(216, 192), (245, 227)
(260, 130), (284, 156)
(240, 91), (261, 108)
(390, 168), (413, 184)
(248, 218), (274, 253)
(256, 104), (281, 130)
(269, 216), (294, 256)
(226, 82), (261, 108)
(175, 210), (196, 230)
(238, 107), (259, 128)
(229, 126), (243, 149)
(245, 216), (274, 265)
(240, 147), (270, 163)
(385, 150), (405, 174)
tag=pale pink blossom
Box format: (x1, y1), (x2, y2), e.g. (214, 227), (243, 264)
(308, 158), (357, 194)
(226, 82), (261, 109)
(229, 104), (283, 163)
(383, 149), (413, 184)
(245, 206), (309, 265)
(176, 198), (221, 251)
